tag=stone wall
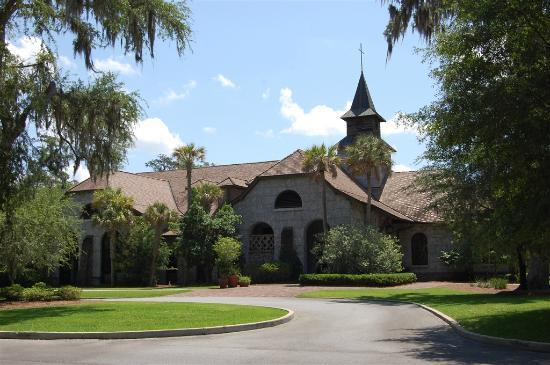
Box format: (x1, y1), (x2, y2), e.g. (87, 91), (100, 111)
(233, 175), (371, 272)
(396, 223), (463, 280)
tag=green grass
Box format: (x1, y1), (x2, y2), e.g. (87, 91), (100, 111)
(81, 288), (190, 298)
(0, 302), (287, 332)
(299, 288), (550, 343)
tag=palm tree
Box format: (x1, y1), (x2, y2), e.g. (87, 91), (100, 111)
(302, 144), (341, 233)
(92, 188), (134, 287)
(144, 202), (178, 287)
(192, 183), (223, 212)
(345, 135), (393, 225)
(173, 144), (206, 211)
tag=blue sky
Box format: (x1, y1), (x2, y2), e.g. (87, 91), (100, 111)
(8, 0), (436, 181)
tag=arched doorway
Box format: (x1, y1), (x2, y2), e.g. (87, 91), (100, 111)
(248, 222), (274, 266)
(101, 233), (111, 284)
(306, 220), (325, 273)
(77, 236), (94, 286)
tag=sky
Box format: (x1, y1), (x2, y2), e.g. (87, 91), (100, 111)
(7, 0), (437, 181)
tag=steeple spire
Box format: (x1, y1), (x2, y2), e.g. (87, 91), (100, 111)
(341, 71), (379, 120)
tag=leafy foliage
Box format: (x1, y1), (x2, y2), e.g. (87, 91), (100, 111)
(92, 188), (134, 286)
(315, 224), (403, 274)
(345, 135), (393, 225)
(179, 203), (242, 282)
(145, 154), (178, 171)
(251, 261), (291, 283)
(213, 237), (241, 277)
(411, 0), (550, 289)
(299, 273), (417, 286)
(192, 183), (223, 212)
(0, 187), (80, 283)
(173, 144), (206, 210)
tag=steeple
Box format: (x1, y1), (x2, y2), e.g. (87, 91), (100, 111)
(340, 69), (386, 140)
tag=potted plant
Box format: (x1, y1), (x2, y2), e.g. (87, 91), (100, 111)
(238, 276), (251, 287)
(228, 272), (239, 288)
(213, 237), (242, 289)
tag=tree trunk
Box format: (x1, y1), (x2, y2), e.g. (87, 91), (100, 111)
(321, 178), (328, 233)
(366, 170), (372, 226)
(149, 228), (161, 287)
(516, 245), (528, 291)
(527, 249), (549, 290)
(186, 165), (192, 211)
(109, 231), (116, 287)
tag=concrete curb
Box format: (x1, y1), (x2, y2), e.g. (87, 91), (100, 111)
(0, 308), (294, 340)
(332, 297), (550, 353)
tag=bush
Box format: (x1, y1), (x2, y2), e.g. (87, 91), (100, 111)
(238, 276), (251, 285)
(475, 277), (508, 290)
(22, 283), (56, 301)
(315, 225), (403, 274)
(213, 237), (242, 277)
(1, 284), (24, 301)
(252, 261), (291, 283)
(55, 286), (82, 300)
(298, 273), (417, 287)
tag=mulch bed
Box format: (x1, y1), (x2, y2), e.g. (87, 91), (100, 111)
(0, 300), (97, 310)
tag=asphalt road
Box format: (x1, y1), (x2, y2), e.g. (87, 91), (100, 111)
(1, 296), (549, 365)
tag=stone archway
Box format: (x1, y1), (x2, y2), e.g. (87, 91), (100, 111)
(306, 220), (325, 273)
(248, 222), (275, 266)
(101, 233), (111, 285)
(77, 236), (94, 286)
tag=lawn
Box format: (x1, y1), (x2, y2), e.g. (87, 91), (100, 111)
(81, 288), (190, 299)
(299, 288), (550, 343)
(0, 302), (287, 332)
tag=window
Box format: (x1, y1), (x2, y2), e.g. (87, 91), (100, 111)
(80, 204), (96, 219)
(411, 233), (428, 265)
(274, 190), (302, 209)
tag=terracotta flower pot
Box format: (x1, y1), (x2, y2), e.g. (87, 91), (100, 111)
(239, 281), (249, 287)
(219, 277), (228, 289)
(228, 274), (239, 288)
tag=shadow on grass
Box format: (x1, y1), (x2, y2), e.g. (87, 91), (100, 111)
(0, 305), (112, 327)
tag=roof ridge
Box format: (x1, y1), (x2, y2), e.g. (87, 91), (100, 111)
(259, 149), (303, 176)
(117, 170), (169, 183)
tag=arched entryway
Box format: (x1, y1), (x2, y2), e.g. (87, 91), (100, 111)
(77, 236), (94, 286)
(306, 219), (325, 273)
(101, 233), (111, 284)
(248, 222), (274, 266)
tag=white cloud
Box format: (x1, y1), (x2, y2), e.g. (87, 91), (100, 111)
(7, 36), (43, 62)
(66, 163), (90, 182)
(382, 112), (418, 136)
(156, 80), (197, 104)
(59, 55), (76, 69)
(203, 126), (217, 134)
(214, 74), (236, 88)
(261, 88), (270, 100)
(280, 88), (347, 136)
(133, 118), (183, 153)
(255, 129), (275, 138)
(94, 57), (137, 75)
(393, 164), (414, 172)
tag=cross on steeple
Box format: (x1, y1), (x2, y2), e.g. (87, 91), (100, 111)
(358, 43), (365, 72)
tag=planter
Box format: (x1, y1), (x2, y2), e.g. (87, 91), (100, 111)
(219, 277), (228, 289)
(239, 282), (249, 287)
(228, 274), (239, 288)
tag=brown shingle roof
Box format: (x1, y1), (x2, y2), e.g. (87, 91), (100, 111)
(379, 171), (441, 223)
(69, 171), (179, 213)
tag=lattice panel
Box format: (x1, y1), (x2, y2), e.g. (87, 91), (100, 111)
(249, 234), (274, 265)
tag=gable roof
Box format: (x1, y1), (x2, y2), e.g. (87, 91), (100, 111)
(69, 171), (179, 213)
(379, 171), (441, 223)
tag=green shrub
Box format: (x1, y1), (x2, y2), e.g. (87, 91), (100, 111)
(252, 261), (291, 283)
(1, 284), (24, 301)
(55, 286), (82, 300)
(298, 273), (417, 287)
(315, 225), (403, 274)
(22, 283), (56, 301)
(476, 277), (507, 290)
(238, 276), (251, 285)
(213, 237), (242, 277)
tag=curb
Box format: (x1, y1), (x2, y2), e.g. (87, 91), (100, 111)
(0, 309), (294, 340)
(328, 297), (550, 353)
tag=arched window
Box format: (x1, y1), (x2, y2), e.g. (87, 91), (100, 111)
(275, 190), (302, 209)
(249, 222), (275, 266)
(411, 233), (428, 266)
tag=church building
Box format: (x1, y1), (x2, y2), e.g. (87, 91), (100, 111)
(68, 70), (460, 285)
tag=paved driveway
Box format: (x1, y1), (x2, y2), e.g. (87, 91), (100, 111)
(1, 296), (549, 364)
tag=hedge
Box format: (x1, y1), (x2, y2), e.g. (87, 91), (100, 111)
(298, 273), (417, 287)
(0, 283), (81, 301)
